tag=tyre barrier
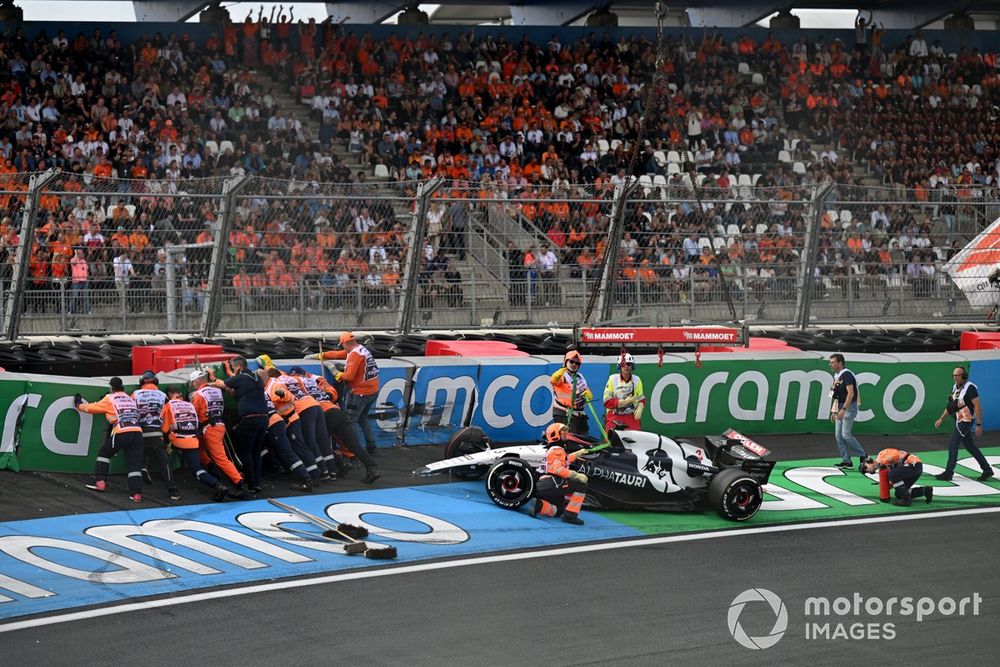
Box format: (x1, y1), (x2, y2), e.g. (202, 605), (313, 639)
(0, 327), (989, 376)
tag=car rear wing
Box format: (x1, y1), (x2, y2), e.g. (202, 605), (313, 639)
(703, 429), (776, 484)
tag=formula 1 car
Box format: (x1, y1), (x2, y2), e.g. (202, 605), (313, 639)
(413, 427), (777, 521)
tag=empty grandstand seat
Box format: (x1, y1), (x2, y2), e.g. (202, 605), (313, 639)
(792, 161), (807, 174)
(666, 150), (681, 164)
(653, 150), (667, 166)
(667, 162), (681, 175)
(755, 224), (768, 235)
(726, 223), (741, 239)
(778, 150), (792, 163)
(738, 62), (751, 75)
(597, 139), (610, 155)
(373, 164), (390, 178)
(840, 210), (853, 223)
(219, 140), (235, 154)
(737, 174), (752, 187)
(204, 140), (219, 156)
(698, 237), (711, 249)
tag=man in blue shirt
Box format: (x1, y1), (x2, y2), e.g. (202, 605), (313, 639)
(210, 356), (269, 493)
(829, 353), (868, 469)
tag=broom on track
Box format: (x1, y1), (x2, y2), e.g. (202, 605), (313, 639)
(268, 498), (397, 559)
(278, 524), (367, 555)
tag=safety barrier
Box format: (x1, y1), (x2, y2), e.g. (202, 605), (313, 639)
(3, 350), (998, 473)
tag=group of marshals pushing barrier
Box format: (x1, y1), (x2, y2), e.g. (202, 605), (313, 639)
(77, 339), (992, 518)
(77, 333), (381, 503)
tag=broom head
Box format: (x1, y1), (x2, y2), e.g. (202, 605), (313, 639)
(364, 545), (397, 560)
(338, 523), (369, 539)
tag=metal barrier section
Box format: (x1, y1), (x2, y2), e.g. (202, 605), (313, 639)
(7, 173), (1000, 338)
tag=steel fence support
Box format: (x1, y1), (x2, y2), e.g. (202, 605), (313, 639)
(201, 175), (250, 338)
(395, 179), (443, 333)
(4, 169), (58, 341)
(592, 180), (641, 325)
(796, 183), (834, 329)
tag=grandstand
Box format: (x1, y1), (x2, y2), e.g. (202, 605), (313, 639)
(1, 3), (1000, 336)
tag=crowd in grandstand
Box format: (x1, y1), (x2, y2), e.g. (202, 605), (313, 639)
(1, 16), (998, 317)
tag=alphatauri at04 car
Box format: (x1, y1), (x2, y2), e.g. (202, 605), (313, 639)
(415, 427), (776, 521)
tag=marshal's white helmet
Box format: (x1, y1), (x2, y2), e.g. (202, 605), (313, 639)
(620, 353), (635, 367)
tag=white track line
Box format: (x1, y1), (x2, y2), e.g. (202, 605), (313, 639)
(3, 505), (999, 634)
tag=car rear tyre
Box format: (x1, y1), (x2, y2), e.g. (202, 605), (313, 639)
(485, 458), (536, 509)
(709, 467), (763, 521)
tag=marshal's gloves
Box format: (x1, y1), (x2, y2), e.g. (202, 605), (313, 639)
(552, 367), (567, 383)
(305, 353), (322, 360)
(583, 389), (593, 402)
(634, 402), (644, 420)
(334, 371), (343, 382)
(73, 393), (84, 407)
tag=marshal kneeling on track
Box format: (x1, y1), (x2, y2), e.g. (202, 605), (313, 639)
(415, 426), (776, 521)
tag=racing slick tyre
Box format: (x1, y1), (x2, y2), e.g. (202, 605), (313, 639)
(708, 468), (763, 521)
(443, 426), (492, 479)
(485, 458), (536, 509)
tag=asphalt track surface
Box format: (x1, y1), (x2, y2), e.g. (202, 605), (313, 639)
(3, 433), (999, 663)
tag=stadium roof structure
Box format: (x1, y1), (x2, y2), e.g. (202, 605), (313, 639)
(15, 0), (1000, 29)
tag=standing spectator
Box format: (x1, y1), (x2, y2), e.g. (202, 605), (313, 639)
(854, 10), (872, 53)
(69, 248), (90, 314)
(829, 353), (868, 469)
(446, 200), (467, 259)
(506, 241), (525, 306)
(538, 242), (559, 305)
(112, 249), (134, 312)
(933, 367), (995, 481)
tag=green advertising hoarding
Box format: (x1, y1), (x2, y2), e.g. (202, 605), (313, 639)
(0, 373), (187, 473)
(0, 373), (120, 473)
(635, 355), (955, 436)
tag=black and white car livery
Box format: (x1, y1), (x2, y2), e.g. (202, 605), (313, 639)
(414, 427), (777, 521)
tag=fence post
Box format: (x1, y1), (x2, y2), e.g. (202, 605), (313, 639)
(796, 182), (834, 329)
(4, 169), (58, 340)
(395, 178), (443, 333)
(470, 272), (477, 326)
(200, 174), (250, 338)
(591, 179), (641, 325)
